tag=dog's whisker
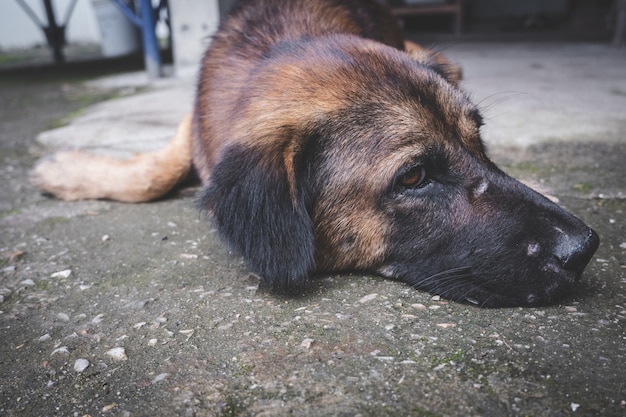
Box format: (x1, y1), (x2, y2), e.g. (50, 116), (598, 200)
(411, 266), (474, 297)
(474, 91), (527, 110)
(411, 266), (515, 307)
(474, 91), (534, 123)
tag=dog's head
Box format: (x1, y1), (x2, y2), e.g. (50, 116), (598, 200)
(201, 35), (599, 307)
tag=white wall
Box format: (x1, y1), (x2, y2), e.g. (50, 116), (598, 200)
(0, 0), (101, 50)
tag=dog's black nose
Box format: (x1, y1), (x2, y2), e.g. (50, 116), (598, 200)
(553, 227), (599, 272)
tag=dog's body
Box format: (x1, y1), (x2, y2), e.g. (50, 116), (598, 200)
(32, 0), (598, 307)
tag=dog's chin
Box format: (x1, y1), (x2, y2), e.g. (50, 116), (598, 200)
(455, 280), (576, 308)
(376, 264), (580, 308)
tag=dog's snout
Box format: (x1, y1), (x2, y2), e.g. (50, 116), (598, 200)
(553, 227), (599, 272)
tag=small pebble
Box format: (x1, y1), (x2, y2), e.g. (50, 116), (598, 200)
(300, 338), (315, 349)
(38, 334), (51, 342)
(180, 329), (194, 341)
(105, 347), (128, 361)
(92, 314), (104, 324)
(74, 358), (90, 372)
(411, 303), (427, 310)
(51, 269), (71, 279)
(19, 279), (35, 287)
(51, 346), (69, 355)
(570, 403), (580, 412)
(102, 234), (110, 242)
(152, 373), (169, 384)
(102, 403), (117, 412)
(56, 313), (70, 322)
(359, 293), (378, 303)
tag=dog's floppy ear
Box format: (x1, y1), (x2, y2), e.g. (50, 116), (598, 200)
(199, 143), (316, 293)
(403, 40), (462, 86)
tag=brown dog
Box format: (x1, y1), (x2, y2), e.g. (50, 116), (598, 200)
(32, 0), (599, 307)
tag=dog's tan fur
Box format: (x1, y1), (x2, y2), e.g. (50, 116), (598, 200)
(30, 7), (460, 206)
(31, 0), (598, 307)
(31, 114), (193, 202)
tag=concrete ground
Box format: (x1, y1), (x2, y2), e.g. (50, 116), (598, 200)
(0, 42), (625, 417)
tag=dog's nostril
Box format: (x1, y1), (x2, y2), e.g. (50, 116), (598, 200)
(553, 227), (600, 271)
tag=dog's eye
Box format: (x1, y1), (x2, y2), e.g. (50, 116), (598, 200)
(398, 166), (427, 189)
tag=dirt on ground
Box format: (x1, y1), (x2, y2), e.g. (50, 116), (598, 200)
(1, 45), (625, 417)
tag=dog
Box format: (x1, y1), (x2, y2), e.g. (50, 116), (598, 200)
(31, 0), (599, 307)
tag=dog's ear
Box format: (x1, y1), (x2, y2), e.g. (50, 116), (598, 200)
(199, 143), (315, 293)
(403, 40), (462, 86)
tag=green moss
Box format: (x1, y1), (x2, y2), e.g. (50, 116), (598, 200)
(0, 54), (22, 64)
(231, 362), (254, 378)
(0, 208), (22, 219)
(219, 395), (245, 417)
(49, 107), (89, 129)
(513, 161), (540, 174)
(430, 350), (466, 367)
(48, 90), (131, 129)
(571, 183), (592, 193)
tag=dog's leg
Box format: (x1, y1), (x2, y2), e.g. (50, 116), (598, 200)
(30, 114), (193, 203)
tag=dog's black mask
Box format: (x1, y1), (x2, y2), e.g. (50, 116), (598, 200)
(378, 150), (600, 307)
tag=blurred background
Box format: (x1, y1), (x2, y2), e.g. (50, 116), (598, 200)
(0, 0), (623, 78)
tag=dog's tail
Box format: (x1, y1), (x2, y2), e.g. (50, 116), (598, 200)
(30, 113), (193, 203)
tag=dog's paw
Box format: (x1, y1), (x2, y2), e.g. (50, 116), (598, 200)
(30, 151), (96, 200)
